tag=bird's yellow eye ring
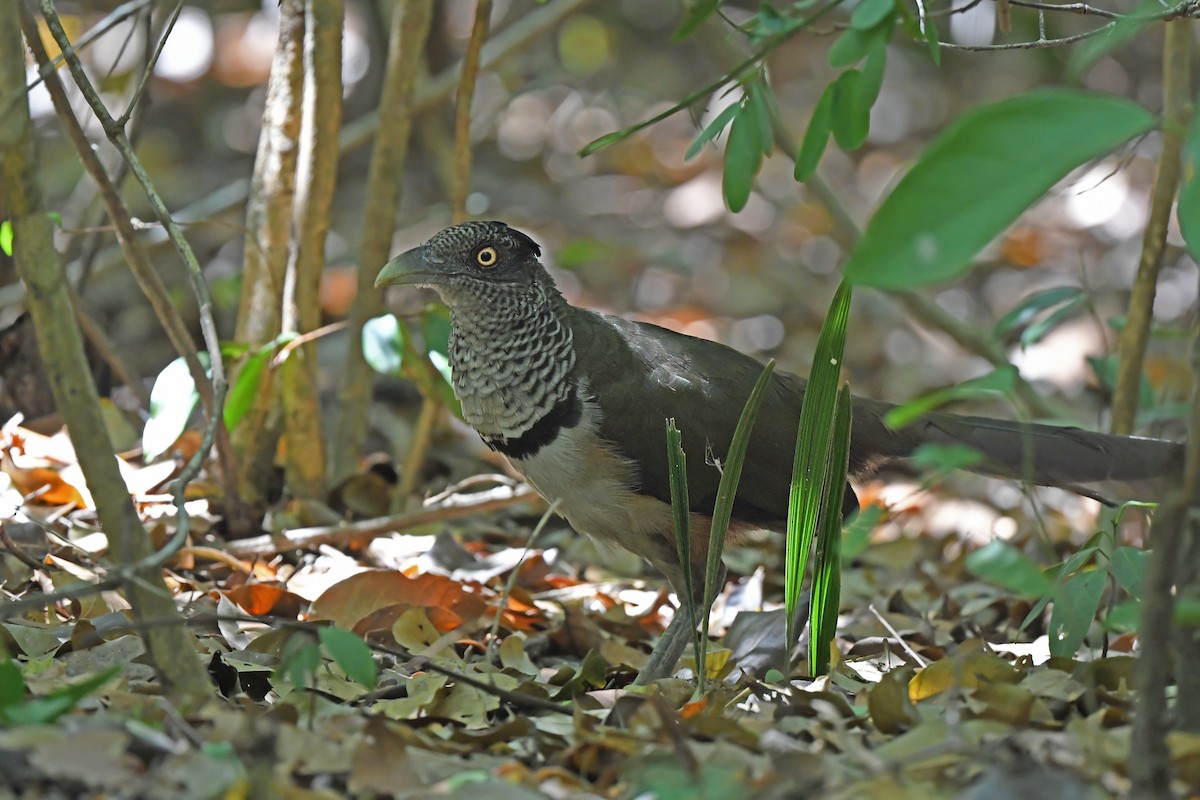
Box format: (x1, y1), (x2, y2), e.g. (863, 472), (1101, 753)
(476, 246), (498, 267)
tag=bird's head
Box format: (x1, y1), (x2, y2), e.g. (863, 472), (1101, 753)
(375, 221), (547, 307)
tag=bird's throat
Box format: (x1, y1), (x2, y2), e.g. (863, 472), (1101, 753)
(445, 282), (577, 450)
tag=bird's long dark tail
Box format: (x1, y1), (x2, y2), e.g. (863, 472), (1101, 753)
(851, 397), (1185, 504)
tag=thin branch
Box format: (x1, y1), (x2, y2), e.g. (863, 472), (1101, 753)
(116, 0), (184, 127)
(937, 25), (1112, 50)
(224, 482), (536, 558)
(1111, 22), (1192, 435)
(451, 0), (493, 223)
(1005, 0), (1119, 19)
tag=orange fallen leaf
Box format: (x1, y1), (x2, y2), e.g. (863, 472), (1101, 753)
(224, 584), (306, 618)
(311, 570), (487, 632)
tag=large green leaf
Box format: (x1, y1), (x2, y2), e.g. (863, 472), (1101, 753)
(1049, 568), (1107, 657)
(844, 90), (1156, 288)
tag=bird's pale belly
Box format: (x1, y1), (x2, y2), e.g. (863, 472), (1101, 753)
(510, 399), (685, 578)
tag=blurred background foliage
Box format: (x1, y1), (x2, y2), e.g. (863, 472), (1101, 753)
(1, 0), (1194, 534)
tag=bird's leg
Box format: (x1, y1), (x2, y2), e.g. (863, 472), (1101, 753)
(632, 563), (727, 685)
(633, 608), (694, 685)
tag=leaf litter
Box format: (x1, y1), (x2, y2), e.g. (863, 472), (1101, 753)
(0, 418), (1194, 798)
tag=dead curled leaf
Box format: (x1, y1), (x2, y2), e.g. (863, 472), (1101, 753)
(310, 569), (488, 633)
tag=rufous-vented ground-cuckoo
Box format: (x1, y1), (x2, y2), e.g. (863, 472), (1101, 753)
(376, 220), (1183, 682)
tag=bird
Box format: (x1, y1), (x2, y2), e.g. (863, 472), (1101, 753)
(375, 220), (1184, 682)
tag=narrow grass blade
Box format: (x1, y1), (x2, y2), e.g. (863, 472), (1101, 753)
(809, 384), (852, 675)
(702, 360), (778, 680)
(665, 418), (701, 673)
(785, 281), (853, 668)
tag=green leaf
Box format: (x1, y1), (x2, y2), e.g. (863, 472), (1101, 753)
(224, 348), (271, 432)
(674, 0), (722, 40)
(909, 442), (986, 478)
(884, 365), (1018, 429)
(923, 15), (941, 65)
(0, 221), (11, 257)
(809, 384), (851, 676)
(830, 70), (866, 151)
(1176, 597), (1200, 626)
(0, 658), (26, 710)
(841, 31), (889, 151)
(277, 634), (322, 689)
(362, 314), (405, 375)
(684, 102), (741, 161)
(578, 129), (629, 156)
(966, 540), (1052, 597)
(1087, 354), (1156, 409)
(1048, 568), (1106, 657)
(844, 90), (1156, 289)
(992, 287), (1084, 340)
(841, 503), (883, 561)
(2, 666), (119, 726)
(319, 626), (378, 690)
(852, 0), (895, 30)
(748, 80), (776, 155)
(794, 83), (836, 181)
(1104, 599), (1140, 632)
(786, 282), (853, 657)
(143, 354), (208, 461)
(1019, 293), (1087, 348)
(1178, 101), (1200, 264)
(829, 28), (872, 68)
(1110, 545), (1148, 599)
(723, 102), (763, 213)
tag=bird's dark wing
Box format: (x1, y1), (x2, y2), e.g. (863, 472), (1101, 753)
(567, 308), (866, 524)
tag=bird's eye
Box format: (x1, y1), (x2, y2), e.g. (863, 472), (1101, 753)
(476, 246), (498, 267)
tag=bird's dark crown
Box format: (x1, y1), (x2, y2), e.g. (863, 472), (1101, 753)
(424, 220), (543, 284)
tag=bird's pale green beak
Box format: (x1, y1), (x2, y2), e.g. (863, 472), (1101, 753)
(375, 245), (440, 288)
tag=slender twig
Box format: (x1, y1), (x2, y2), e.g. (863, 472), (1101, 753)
(224, 482), (537, 558)
(270, 320), (348, 367)
(451, 0), (493, 223)
(1111, 24), (1192, 435)
(937, 25), (1112, 50)
(1006, 0), (1119, 18)
(867, 604), (928, 667)
(116, 0), (183, 127)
